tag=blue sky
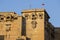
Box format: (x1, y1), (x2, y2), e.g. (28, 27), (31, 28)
(0, 0), (60, 27)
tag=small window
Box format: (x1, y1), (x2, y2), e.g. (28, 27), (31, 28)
(6, 16), (15, 21)
(0, 18), (4, 22)
(11, 16), (14, 20)
(32, 14), (37, 20)
(11, 16), (14, 19)
(32, 14), (35, 17)
(1, 18), (4, 20)
(6, 16), (10, 19)
(39, 14), (43, 19)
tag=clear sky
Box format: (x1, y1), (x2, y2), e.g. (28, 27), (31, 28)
(0, 0), (60, 27)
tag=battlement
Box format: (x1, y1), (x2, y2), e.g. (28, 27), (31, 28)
(21, 8), (45, 13)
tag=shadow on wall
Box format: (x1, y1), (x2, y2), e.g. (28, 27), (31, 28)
(22, 17), (26, 36)
(0, 35), (4, 40)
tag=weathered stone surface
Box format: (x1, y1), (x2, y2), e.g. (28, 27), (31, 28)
(0, 9), (57, 40)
